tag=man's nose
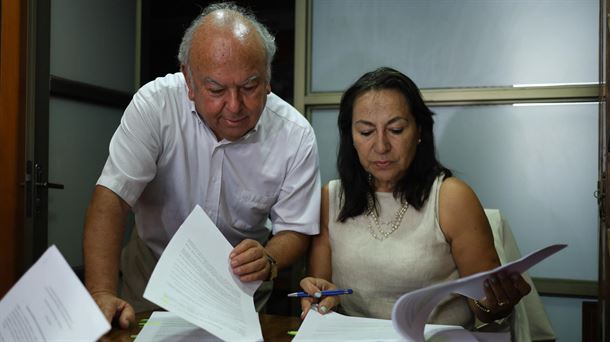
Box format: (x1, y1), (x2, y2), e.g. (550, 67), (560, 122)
(225, 89), (242, 114)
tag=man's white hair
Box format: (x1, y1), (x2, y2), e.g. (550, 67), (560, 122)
(178, 2), (277, 82)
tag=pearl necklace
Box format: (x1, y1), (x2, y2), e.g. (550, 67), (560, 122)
(366, 195), (409, 241)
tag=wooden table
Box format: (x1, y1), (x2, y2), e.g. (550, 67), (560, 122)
(99, 312), (302, 342)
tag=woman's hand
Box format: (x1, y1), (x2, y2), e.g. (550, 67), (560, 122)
(299, 277), (340, 319)
(474, 271), (531, 322)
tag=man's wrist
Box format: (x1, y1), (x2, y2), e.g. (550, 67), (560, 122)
(264, 252), (278, 281)
(89, 289), (117, 297)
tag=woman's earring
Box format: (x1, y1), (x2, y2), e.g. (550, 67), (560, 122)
(367, 173), (373, 184)
(418, 138), (422, 144)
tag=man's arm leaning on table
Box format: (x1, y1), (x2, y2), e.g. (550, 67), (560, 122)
(83, 185), (135, 329)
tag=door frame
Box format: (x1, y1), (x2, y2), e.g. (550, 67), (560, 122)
(29, 0), (51, 267)
(601, 0), (610, 339)
(25, 0), (132, 276)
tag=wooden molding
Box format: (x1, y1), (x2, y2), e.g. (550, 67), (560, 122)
(302, 84), (600, 108)
(49, 75), (132, 109)
(533, 277), (598, 298)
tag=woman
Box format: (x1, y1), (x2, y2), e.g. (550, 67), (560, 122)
(300, 67), (530, 328)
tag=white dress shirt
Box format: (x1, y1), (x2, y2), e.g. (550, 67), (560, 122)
(97, 72), (321, 257)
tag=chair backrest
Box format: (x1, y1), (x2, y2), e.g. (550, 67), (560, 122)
(484, 209), (556, 342)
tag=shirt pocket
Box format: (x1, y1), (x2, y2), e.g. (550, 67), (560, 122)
(230, 190), (276, 230)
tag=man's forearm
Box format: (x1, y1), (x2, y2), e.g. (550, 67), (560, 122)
(264, 231), (311, 270)
(83, 185), (130, 295)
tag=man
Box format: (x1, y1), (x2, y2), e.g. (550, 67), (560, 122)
(83, 3), (320, 329)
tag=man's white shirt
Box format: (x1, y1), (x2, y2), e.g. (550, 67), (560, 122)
(98, 72), (320, 256)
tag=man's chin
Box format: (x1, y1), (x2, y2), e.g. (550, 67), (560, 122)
(219, 127), (252, 141)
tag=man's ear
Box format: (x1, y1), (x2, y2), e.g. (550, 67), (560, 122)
(181, 65), (195, 100)
(266, 83), (271, 95)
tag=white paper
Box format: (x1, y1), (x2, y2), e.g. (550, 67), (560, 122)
(134, 311), (220, 342)
(143, 205), (263, 341)
(293, 310), (493, 342)
(293, 310), (401, 341)
(391, 244), (567, 342)
(0, 245), (110, 342)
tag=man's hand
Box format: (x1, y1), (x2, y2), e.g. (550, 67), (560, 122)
(229, 239), (271, 282)
(91, 291), (135, 329)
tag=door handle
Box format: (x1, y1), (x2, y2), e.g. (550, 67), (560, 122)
(25, 160), (66, 217)
(36, 182), (65, 189)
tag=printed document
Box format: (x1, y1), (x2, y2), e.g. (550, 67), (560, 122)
(0, 245), (110, 342)
(391, 244), (566, 341)
(134, 311), (220, 342)
(293, 310), (496, 342)
(143, 205), (263, 341)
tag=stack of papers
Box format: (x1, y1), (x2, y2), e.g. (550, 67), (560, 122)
(135, 311), (221, 341)
(294, 310), (505, 342)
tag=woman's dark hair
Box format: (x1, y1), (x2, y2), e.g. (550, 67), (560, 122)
(336, 67), (451, 222)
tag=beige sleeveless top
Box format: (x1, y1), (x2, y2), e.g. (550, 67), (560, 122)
(328, 175), (473, 328)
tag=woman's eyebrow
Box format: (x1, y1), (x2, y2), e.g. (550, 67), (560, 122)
(354, 116), (408, 126)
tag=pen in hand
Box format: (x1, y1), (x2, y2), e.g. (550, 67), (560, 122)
(287, 288), (353, 298)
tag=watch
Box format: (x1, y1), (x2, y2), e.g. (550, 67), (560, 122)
(265, 252), (278, 281)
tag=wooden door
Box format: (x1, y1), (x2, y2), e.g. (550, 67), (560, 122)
(0, 0), (27, 297)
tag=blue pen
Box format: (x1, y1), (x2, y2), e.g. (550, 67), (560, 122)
(287, 288), (353, 298)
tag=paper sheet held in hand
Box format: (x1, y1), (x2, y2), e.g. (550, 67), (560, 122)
(143, 205), (263, 341)
(0, 245), (110, 342)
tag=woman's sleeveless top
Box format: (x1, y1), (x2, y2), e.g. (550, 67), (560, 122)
(328, 175), (473, 327)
